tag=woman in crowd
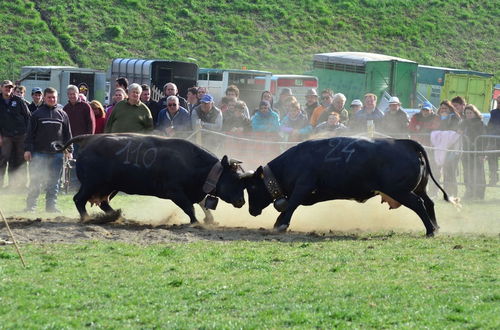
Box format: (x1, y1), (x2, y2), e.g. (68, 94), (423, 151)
(459, 104), (486, 200)
(105, 88), (127, 120)
(90, 100), (107, 134)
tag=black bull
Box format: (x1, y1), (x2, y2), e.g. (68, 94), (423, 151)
(54, 134), (245, 223)
(242, 137), (454, 236)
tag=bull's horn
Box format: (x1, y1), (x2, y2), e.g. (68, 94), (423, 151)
(239, 171), (254, 178)
(229, 158), (243, 165)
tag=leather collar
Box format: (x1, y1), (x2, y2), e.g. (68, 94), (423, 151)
(262, 165), (285, 200)
(203, 161), (223, 194)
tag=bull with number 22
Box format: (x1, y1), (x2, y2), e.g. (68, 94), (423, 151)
(241, 137), (456, 237)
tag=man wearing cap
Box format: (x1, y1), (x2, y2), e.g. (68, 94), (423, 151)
(408, 101), (439, 146)
(24, 87), (72, 212)
(349, 99), (363, 117)
(28, 87), (44, 113)
(380, 96), (409, 137)
(0, 80), (31, 190)
(157, 82), (188, 113)
(274, 88), (293, 119)
(303, 88), (319, 118)
(191, 94), (222, 131)
(104, 83), (154, 134)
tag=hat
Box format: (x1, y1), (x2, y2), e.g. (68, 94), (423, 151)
(350, 99), (362, 106)
(421, 101), (433, 110)
(388, 96), (401, 104)
(279, 88), (293, 96)
(259, 100), (271, 107)
(1, 80), (14, 87)
(305, 88), (318, 97)
(31, 87), (43, 94)
(200, 94), (214, 103)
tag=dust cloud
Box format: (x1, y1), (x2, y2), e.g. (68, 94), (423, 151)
(119, 194), (500, 236)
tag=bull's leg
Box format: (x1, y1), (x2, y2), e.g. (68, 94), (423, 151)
(392, 191), (437, 237)
(274, 183), (315, 232)
(99, 201), (114, 214)
(73, 187), (91, 221)
(198, 201), (216, 225)
(171, 194), (198, 224)
(416, 192), (439, 232)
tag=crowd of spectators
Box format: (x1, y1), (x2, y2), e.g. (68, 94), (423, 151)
(1, 77), (500, 207)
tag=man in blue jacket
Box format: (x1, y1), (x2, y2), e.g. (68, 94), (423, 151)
(24, 87), (72, 213)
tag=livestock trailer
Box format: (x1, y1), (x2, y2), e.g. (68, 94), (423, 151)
(417, 65), (494, 112)
(18, 66), (106, 105)
(308, 52), (418, 108)
(197, 68), (272, 110)
(255, 74), (319, 105)
(109, 58), (198, 101)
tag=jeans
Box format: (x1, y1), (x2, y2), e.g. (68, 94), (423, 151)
(26, 153), (63, 210)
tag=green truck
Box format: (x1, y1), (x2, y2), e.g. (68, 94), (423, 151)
(307, 52), (418, 108)
(417, 65), (494, 112)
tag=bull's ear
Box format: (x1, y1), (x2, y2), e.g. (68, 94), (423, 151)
(221, 155), (229, 168)
(255, 166), (264, 179)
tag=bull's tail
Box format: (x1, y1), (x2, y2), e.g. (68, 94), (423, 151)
(399, 139), (458, 206)
(51, 134), (95, 152)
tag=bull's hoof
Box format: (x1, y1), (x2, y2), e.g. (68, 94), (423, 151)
(425, 231), (436, 238)
(83, 210), (122, 224)
(274, 224), (289, 232)
(203, 218), (219, 226)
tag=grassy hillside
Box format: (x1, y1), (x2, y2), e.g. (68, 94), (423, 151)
(1, 0), (499, 82)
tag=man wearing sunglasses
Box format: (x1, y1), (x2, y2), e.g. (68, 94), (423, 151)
(157, 96), (191, 137)
(309, 89), (334, 127)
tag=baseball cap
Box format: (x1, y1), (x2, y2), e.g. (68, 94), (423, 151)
(201, 94), (214, 103)
(388, 96), (401, 104)
(421, 101), (433, 110)
(31, 87), (43, 94)
(2, 80), (14, 87)
(350, 99), (362, 106)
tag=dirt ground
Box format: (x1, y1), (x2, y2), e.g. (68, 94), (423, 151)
(1, 197), (498, 245)
(0, 216), (353, 245)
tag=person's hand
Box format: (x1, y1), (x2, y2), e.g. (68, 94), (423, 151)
(165, 126), (176, 137)
(65, 152), (73, 160)
(24, 151), (32, 162)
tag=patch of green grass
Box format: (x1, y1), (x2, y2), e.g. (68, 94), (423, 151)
(0, 236), (498, 327)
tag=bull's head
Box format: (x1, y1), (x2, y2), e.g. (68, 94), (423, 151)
(240, 166), (274, 216)
(215, 155), (246, 208)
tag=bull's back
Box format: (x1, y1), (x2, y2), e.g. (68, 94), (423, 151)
(275, 137), (422, 194)
(76, 134), (214, 192)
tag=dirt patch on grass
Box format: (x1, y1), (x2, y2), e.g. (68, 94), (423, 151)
(0, 216), (364, 245)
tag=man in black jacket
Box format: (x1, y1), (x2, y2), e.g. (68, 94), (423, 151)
(24, 87), (72, 213)
(0, 80), (31, 190)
